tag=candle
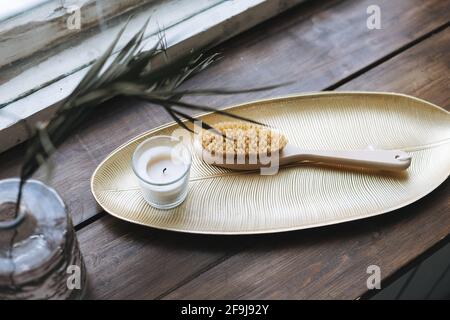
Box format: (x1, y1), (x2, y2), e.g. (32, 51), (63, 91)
(132, 136), (191, 209)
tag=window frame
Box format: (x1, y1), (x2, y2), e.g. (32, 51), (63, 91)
(0, 0), (306, 153)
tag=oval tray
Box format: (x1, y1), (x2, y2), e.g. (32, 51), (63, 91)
(91, 92), (450, 234)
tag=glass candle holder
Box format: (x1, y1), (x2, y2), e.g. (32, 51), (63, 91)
(132, 135), (192, 209)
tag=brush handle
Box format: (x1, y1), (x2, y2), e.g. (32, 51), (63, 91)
(284, 148), (411, 171)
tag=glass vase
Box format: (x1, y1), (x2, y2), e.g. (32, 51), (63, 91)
(0, 178), (86, 299)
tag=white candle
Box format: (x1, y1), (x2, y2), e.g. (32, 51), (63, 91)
(132, 136), (191, 209)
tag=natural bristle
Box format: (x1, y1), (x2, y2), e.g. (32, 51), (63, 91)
(201, 121), (287, 156)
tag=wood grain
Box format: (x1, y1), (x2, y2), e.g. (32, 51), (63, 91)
(80, 217), (245, 299)
(79, 11), (450, 299)
(1, 0), (449, 226)
(164, 182), (449, 299)
(163, 29), (450, 300)
(0, 0), (449, 300)
(338, 28), (450, 108)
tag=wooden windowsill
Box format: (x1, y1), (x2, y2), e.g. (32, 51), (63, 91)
(0, 0), (305, 153)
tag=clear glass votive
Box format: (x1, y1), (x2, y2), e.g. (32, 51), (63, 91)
(132, 135), (192, 209)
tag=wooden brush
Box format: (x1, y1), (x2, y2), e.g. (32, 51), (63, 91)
(195, 121), (411, 171)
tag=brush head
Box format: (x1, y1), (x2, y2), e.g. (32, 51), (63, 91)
(200, 121), (288, 157)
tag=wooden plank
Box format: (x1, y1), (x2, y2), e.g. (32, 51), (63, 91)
(163, 29), (450, 299)
(165, 184), (449, 299)
(77, 5), (450, 299)
(1, 0), (448, 226)
(338, 33), (450, 108)
(81, 216), (245, 299)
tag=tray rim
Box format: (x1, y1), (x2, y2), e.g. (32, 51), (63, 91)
(90, 91), (450, 235)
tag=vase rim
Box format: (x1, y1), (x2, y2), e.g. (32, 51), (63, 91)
(0, 177), (66, 205)
(0, 177), (70, 290)
(0, 178), (66, 229)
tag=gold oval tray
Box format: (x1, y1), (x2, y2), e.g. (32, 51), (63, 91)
(91, 92), (450, 234)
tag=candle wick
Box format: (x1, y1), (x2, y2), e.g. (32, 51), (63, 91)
(163, 168), (167, 174)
